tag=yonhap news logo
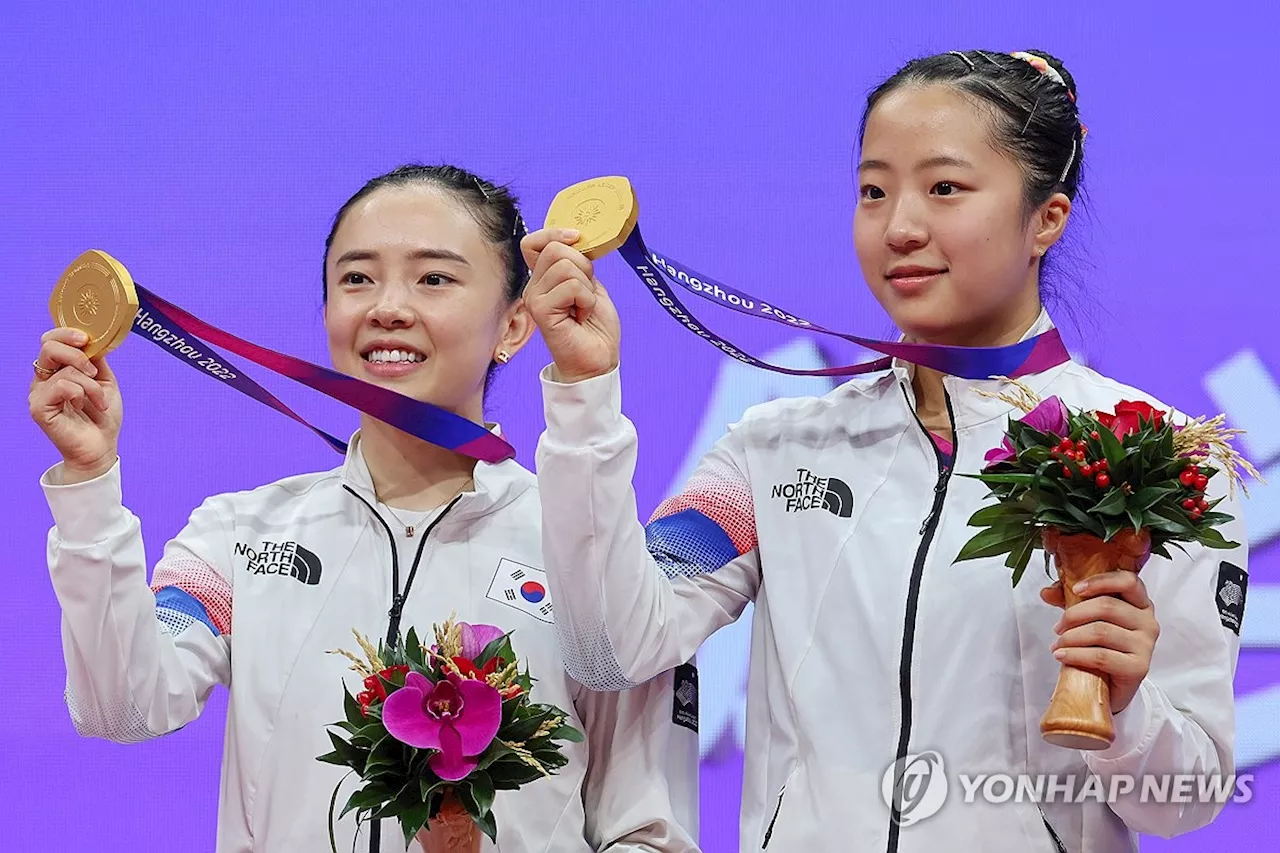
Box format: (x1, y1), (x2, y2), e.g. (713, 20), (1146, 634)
(879, 752), (1253, 827)
(771, 467), (854, 517)
(882, 752), (949, 826)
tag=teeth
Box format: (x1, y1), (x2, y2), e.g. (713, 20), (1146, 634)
(365, 349), (425, 364)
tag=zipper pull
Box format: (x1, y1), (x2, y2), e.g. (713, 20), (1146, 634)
(388, 593), (406, 621)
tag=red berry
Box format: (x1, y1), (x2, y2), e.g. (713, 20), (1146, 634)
(1190, 508), (1203, 521)
(1179, 470), (1196, 486)
(1081, 463), (1093, 476)
(1198, 498), (1210, 512)
(1062, 465), (1072, 478)
(1184, 464), (1198, 475)
(1095, 473), (1111, 489)
(1090, 431), (1101, 440)
(1182, 498), (1197, 510)
(1195, 475), (1208, 490)
(1095, 459), (1108, 471)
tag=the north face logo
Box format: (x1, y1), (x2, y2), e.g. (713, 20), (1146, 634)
(234, 541), (322, 585)
(771, 467), (854, 517)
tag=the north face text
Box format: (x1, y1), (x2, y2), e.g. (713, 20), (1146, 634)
(235, 541), (322, 585)
(771, 468), (854, 517)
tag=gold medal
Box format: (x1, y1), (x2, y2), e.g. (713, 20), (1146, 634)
(543, 176), (639, 259)
(50, 249), (139, 359)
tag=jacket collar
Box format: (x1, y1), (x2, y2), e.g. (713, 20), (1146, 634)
(338, 424), (534, 523)
(866, 307), (1073, 429)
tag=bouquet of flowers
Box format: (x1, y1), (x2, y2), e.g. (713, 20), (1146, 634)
(954, 380), (1258, 748)
(318, 616), (583, 852)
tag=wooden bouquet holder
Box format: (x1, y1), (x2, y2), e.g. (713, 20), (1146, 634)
(416, 790), (481, 853)
(1039, 526), (1152, 750)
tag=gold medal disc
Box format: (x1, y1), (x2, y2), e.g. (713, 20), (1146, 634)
(49, 250), (140, 359)
(544, 176), (639, 260)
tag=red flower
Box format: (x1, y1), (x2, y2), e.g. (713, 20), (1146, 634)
(500, 684), (524, 700)
(452, 655), (504, 680)
(1097, 400), (1166, 439)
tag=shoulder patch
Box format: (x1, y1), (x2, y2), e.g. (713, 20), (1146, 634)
(1216, 561), (1247, 636)
(672, 663), (699, 732)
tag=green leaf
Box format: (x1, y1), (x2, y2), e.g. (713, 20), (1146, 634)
(475, 808), (498, 842)
(1096, 424), (1126, 471)
(1132, 484), (1179, 511)
(1087, 488), (1127, 516)
(1194, 527), (1239, 549)
(955, 526), (1032, 563)
(504, 707), (556, 743)
(1061, 499), (1105, 537)
(321, 729), (364, 769)
(420, 773), (448, 802)
(344, 688), (364, 727)
(1141, 508), (1192, 535)
(1126, 505), (1143, 534)
(1006, 533), (1039, 587)
(550, 723), (585, 743)
(966, 503), (1030, 528)
(462, 772), (496, 818)
(398, 799), (437, 848)
(1103, 518), (1127, 541)
(973, 473), (1038, 486)
(340, 783), (393, 819)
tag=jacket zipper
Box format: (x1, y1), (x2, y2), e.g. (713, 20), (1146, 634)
(1039, 807), (1068, 853)
(885, 384), (956, 853)
(761, 784), (787, 849)
(343, 485), (464, 853)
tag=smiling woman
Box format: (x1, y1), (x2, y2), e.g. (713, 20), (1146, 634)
(28, 162), (701, 852)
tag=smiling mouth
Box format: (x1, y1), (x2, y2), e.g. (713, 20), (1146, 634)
(361, 348), (425, 364)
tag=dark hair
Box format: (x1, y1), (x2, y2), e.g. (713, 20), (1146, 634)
(860, 49), (1084, 215)
(322, 163), (529, 304)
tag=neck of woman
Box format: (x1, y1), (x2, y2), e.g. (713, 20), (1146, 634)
(357, 415), (478, 510)
(908, 302), (1045, 440)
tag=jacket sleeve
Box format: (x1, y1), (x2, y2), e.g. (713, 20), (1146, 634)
(1082, 475), (1248, 836)
(575, 668), (702, 851)
(42, 460), (233, 742)
(536, 365), (761, 690)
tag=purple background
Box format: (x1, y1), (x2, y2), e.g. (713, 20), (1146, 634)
(5, 4), (1280, 850)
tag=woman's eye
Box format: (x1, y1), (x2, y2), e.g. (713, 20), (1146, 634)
(932, 181), (959, 196)
(342, 272), (371, 285)
(422, 273), (454, 287)
(860, 185), (886, 201)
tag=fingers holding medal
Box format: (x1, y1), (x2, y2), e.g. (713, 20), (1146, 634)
(29, 250), (132, 482)
(525, 177), (637, 385)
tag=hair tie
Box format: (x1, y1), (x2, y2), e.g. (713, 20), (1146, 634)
(1009, 51), (1074, 102)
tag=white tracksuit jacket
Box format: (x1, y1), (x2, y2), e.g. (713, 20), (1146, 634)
(534, 311), (1247, 853)
(41, 431), (701, 853)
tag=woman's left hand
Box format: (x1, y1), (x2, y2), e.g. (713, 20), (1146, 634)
(1040, 572), (1159, 714)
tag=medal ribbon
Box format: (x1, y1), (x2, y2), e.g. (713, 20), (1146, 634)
(615, 227), (1070, 380)
(127, 285), (515, 462)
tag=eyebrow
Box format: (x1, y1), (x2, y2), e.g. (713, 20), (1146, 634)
(334, 248), (470, 266)
(858, 155), (975, 173)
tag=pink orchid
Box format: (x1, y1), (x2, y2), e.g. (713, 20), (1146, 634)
(381, 671), (502, 781)
(985, 395), (1070, 466)
(459, 622), (505, 660)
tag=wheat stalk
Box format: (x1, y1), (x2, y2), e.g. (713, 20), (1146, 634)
(974, 376), (1042, 413)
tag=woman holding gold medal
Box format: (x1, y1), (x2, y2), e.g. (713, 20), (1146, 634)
(525, 50), (1247, 852)
(28, 165), (700, 852)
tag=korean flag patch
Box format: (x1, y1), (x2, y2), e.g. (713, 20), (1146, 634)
(486, 558), (555, 624)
